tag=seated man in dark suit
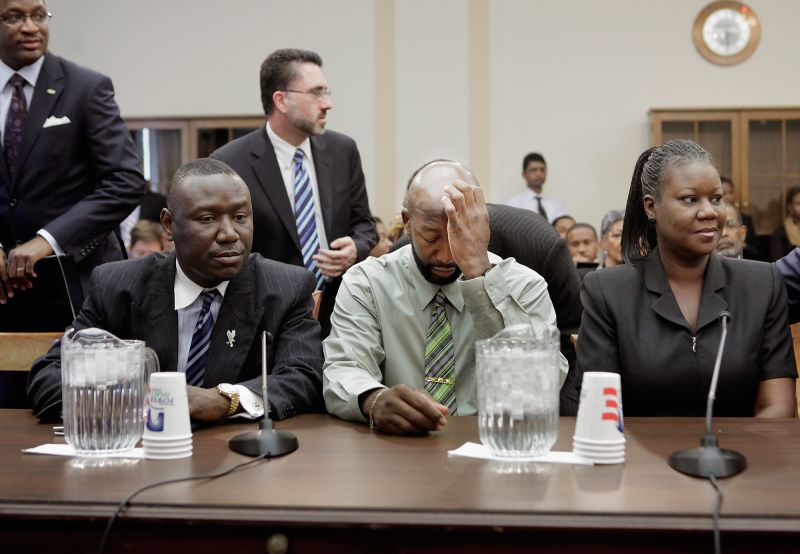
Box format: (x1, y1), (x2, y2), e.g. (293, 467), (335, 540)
(28, 159), (324, 423)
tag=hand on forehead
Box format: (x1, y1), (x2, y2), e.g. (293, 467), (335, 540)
(406, 161), (481, 216)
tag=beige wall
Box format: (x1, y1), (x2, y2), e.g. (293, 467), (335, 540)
(47, 0), (800, 227)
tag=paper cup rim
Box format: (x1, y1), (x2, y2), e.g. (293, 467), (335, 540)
(573, 435), (625, 445)
(144, 452), (193, 460)
(142, 433), (192, 441)
(142, 438), (193, 447)
(143, 446), (193, 454)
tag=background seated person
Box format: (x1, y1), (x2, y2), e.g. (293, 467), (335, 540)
(323, 160), (567, 435)
(769, 186), (800, 262)
(599, 209), (624, 268)
(566, 223), (600, 279)
(368, 216), (393, 258)
(576, 140), (796, 417)
(28, 159), (324, 423)
(721, 176), (760, 260)
(716, 204), (748, 259)
(552, 214), (575, 240)
(128, 220), (167, 259)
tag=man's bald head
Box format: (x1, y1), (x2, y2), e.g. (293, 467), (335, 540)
(403, 160), (479, 218)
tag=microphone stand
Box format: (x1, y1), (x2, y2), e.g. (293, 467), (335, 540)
(228, 331), (299, 457)
(668, 312), (747, 478)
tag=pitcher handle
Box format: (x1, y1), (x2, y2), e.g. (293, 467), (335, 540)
(144, 347), (160, 377)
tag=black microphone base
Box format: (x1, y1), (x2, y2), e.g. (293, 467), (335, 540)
(669, 436), (747, 478)
(228, 429), (299, 458)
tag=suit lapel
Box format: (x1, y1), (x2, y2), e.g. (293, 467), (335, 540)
(13, 54), (63, 192)
(644, 249), (691, 329)
(136, 252), (179, 372)
(695, 254), (728, 331)
(203, 257), (262, 386)
(644, 249), (729, 332)
(311, 135), (334, 239)
(251, 128), (301, 251)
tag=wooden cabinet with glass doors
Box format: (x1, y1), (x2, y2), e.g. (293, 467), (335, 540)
(126, 116), (263, 196)
(650, 108), (800, 260)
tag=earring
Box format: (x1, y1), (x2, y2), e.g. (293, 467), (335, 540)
(648, 217), (656, 224)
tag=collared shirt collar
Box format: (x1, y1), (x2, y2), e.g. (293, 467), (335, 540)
(174, 258), (229, 310)
(0, 55), (44, 89)
(401, 245), (465, 313)
(266, 120), (312, 171)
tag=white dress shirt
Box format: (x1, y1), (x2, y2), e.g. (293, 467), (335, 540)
(0, 56), (62, 254)
(266, 121), (329, 250)
(505, 189), (568, 224)
(174, 260), (262, 418)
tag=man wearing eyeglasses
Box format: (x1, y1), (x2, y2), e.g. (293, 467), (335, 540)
(0, 0), (144, 331)
(213, 48), (376, 337)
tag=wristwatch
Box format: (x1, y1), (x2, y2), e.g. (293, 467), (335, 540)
(216, 383), (240, 417)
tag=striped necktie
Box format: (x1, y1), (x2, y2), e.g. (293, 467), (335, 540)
(424, 290), (457, 414)
(4, 74), (27, 177)
(185, 290), (219, 387)
(293, 148), (324, 290)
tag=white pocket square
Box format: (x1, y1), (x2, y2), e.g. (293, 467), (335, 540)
(43, 115), (71, 128)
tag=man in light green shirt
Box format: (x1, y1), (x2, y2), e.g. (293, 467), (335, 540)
(323, 160), (567, 434)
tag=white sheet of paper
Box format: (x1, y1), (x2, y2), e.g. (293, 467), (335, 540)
(23, 443), (145, 459)
(448, 442), (594, 465)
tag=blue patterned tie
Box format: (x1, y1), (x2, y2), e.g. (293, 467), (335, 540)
(185, 290), (219, 387)
(4, 74), (27, 177)
(293, 148), (324, 290)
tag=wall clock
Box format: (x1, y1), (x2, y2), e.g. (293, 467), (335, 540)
(693, 1), (760, 66)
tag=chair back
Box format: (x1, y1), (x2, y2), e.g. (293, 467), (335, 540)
(312, 290), (323, 321)
(0, 332), (62, 408)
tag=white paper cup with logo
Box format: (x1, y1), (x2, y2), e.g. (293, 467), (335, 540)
(574, 372), (624, 444)
(143, 372), (192, 446)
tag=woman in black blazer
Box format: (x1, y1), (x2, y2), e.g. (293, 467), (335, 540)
(576, 140), (796, 417)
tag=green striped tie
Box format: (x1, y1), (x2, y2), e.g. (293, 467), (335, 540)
(424, 290), (456, 414)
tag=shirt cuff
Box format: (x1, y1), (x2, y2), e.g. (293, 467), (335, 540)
(228, 384), (265, 419)
(459, 264), (505, 338)
(37, 229), (64, 256)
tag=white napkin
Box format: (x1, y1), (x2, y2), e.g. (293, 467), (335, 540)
(23, 443), (145, 459)
(448, 442), (593, 465)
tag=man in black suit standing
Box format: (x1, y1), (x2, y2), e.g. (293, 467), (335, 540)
(212, 48), (376, 336)
(0, 0), (144, 331)
(28, 158), (324, 423)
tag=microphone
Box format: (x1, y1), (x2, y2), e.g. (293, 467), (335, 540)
(668, 311), (747, 478)
(228, 330), (299, 457)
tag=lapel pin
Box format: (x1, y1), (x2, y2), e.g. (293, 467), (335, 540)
(46, 88), (56, 95)
(226, 329), (236, 348)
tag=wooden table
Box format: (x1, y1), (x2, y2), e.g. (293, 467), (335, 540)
(2, 410), (799, 553)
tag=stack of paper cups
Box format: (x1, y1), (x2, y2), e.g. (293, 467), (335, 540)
(142, 372), (193, 460)
(573, 372), (625, 464)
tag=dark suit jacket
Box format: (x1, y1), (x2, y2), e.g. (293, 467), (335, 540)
(769, 223), (795, 263)
(393, 203), (584, 414)
(0, 53), (144, 289)
(776, 247), (800, 323)
(27, 252), (325, 421)
(211, 127), (377, 336)
(577, 249), (796, 416)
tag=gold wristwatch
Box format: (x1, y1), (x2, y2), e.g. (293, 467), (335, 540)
(216, 384), (240, 417)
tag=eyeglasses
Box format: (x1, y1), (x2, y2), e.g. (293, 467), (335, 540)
(284, 88), (332, 101)
(0, 11), (52, 27)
